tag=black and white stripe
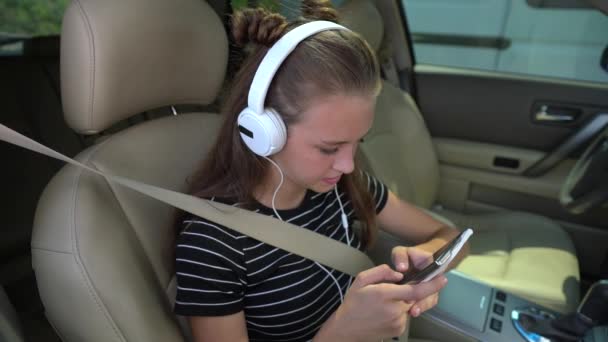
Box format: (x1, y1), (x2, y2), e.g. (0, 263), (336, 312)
(174, 173), (388, 341)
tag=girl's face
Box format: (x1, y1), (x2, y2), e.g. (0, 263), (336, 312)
(273, 93), (376, 194)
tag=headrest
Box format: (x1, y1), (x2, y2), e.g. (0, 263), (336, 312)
(60, 0), (228, 134)
(339, 0), (384, 53)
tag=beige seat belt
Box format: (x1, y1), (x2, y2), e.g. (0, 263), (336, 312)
(0, 123), (374, 277)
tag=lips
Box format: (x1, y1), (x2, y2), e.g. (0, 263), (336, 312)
(322, 176), (341, 185)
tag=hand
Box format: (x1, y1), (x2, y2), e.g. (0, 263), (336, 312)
(317, 264), (447, 342)
(391, 245), (434, 275)
(408, 292), (439, 317)
(391, 246), (443, 317)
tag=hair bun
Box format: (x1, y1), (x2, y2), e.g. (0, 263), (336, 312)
(301, 0), (339, 22)
(232, 8), (289, 47)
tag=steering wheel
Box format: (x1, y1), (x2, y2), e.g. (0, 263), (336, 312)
(560, 124), (608, 214)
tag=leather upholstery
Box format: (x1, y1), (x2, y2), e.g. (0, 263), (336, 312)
(60, 0), (227, 134)
(0, 286), (23, 342)
(434, 208), (580, 313)
(32, 0), (227, 340)
(340, 0), (383, 52)
(361, 82), (440, 209)
(30, 0), (580, 340)
(339, 0), (580, 314)
(33, 114), (222, 342)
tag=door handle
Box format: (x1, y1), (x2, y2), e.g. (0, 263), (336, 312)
(534, 105), (578, 123)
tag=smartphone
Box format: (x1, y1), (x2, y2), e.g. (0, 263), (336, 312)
(398, 228), (473, 285)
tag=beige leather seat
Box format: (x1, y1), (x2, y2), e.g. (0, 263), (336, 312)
(340, 0), (580, 314)
(31, 0), (227, 340)
(27, 1), (440, 341)
(29, 0), (578, 340)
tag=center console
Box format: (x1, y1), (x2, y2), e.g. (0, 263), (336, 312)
(410, 271), (606, 342)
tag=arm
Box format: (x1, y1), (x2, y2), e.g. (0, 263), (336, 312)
(375, 191), (470, 317)
(312, 265), (448, 342)
(376, 191), (470, 270)
(175, 219), (249, 341)
(189, 312), (249, 342)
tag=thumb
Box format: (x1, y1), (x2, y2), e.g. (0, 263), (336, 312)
(391, 246), (410, 272)
(351, 264), (403, 289)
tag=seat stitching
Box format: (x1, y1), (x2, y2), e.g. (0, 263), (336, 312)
(71, 140), (126, 342)
(30, 247), (72, 255)
(73, 0), (96, 129)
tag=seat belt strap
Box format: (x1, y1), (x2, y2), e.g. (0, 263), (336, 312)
(381, 57), (400, 88)
(0, 123), (374, 277)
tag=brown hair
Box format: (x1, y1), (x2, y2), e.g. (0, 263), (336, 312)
(183, 0), (381, 249)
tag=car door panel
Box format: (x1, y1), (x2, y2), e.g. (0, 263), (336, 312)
(415, 65), (608, 152)
(410, 66), (608, 279)
(433, 138), (545, 175)
(414, 66), (608, 215)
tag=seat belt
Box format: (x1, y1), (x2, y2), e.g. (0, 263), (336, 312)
(381, 57), (400, 88)
(0, 123), (374, 277)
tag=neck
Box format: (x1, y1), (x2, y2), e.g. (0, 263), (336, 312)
(254, 164), (307, 210)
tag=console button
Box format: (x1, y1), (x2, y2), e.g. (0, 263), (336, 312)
(490, 318), (502, 333)
(496, 291), (507, 302)
(493, 303), (505, 316)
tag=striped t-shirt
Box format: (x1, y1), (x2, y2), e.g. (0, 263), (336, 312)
(174, 173), (388, 341)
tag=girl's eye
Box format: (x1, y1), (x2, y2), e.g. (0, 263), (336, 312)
(319, 147), (338, 155)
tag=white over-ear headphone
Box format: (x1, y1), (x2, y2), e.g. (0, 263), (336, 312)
(237, 20), (350, 156)
(239, 21), (352, 304)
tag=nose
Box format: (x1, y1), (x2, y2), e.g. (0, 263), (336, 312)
(333, 145), (355, 174)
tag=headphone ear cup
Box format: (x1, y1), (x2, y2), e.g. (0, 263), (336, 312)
(237, 107), (286, 156)
(264, 108), (287, 151)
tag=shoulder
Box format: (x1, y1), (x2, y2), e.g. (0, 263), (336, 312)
(176, 211), (250, 264)
(359, 170), (389, 213)
(177, 196), (251, 241)
(180, 214), (247, 241)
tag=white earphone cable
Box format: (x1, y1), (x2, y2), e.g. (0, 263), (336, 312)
(334, 185), (350, 246)
(315, 261), (345, 303)
(263, 156), (284, 221)
(263, 156), (348, 303)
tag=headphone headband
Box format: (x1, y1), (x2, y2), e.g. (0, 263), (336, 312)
(247, 21), (350, 114)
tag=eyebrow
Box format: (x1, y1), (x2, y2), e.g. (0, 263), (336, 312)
(320, 129), (371, 146)
(320, 139), (349, 146)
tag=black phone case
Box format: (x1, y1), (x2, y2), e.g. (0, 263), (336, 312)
(398, 229), (468, 285)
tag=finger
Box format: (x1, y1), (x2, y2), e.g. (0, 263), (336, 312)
(352, 264), (403, 288)
(386, 274), (448, 302)
(391, 246), (410, 272)
(408, 249), (433, 269)
(409, 293), (439, 317)
(408, 276), (447, 302)
(409, 305), (421, 318)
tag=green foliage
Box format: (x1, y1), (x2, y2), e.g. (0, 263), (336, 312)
(231, 0), (280, 12)
(0, 0), (68, 36)
(231, 0), (248, 11)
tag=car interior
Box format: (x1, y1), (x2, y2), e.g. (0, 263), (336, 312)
(0, 0), (607, 341)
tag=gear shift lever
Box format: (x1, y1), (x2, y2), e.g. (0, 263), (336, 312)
(514, 280), (607, 342)
(577, 280), (608, 326)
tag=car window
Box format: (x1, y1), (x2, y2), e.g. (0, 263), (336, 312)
(0, 0), (68, 56)
(402, 0), (608, 83)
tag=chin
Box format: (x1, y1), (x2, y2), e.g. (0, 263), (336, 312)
(310, 182), (335, 193)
